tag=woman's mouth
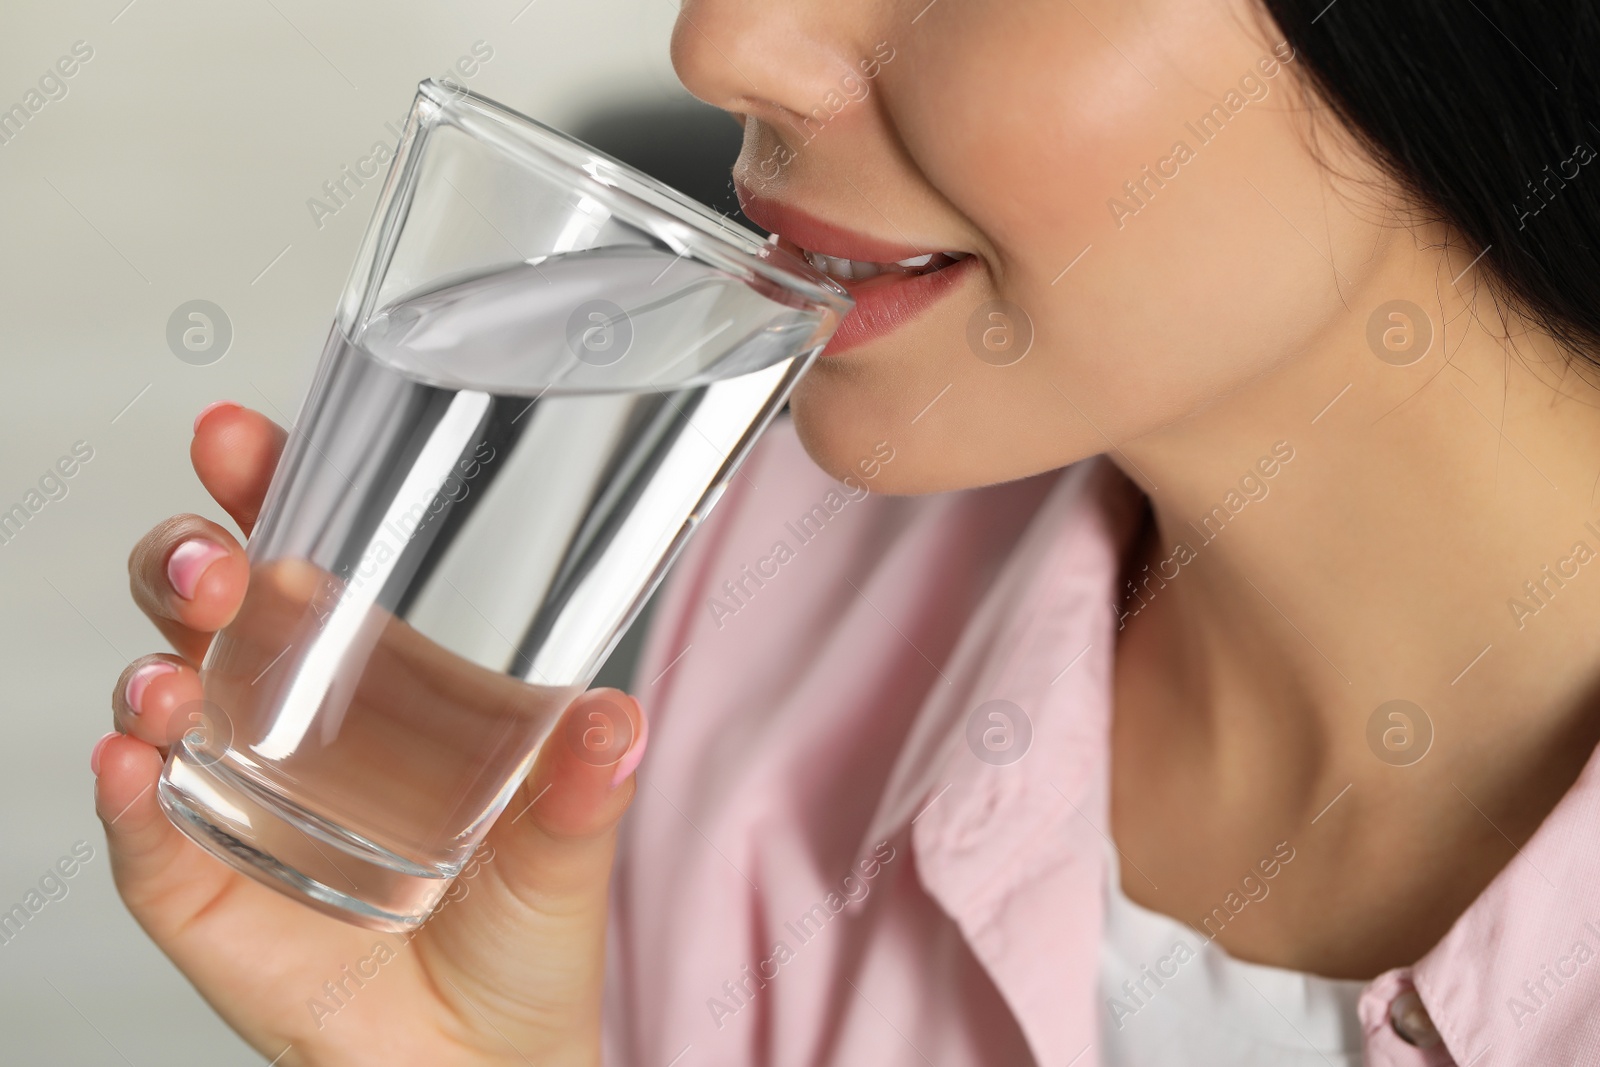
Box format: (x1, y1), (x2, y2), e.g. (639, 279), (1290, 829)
(799, 247), (971, 284)
(737, 186), (978, 357)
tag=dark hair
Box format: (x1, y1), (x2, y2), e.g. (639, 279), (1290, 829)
(1260, 0), (1600, 361)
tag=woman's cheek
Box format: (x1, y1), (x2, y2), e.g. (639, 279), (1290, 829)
(897, 0), (1189, 278)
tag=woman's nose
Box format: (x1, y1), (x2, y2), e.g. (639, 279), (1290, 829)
(671, 0), (882, 128)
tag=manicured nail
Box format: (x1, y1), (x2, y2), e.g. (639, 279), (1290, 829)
(90, 731), (120, 776)
(167, 539), (229, 601)
(610, 697), (649, 788)
(193, 400), (240, 434)
(124, 661), (178, 716)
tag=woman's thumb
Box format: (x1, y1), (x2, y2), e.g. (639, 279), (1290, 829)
(481, 687), (646, 900)
(420, 688), (647, 1011)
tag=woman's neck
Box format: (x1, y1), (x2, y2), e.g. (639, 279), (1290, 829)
(1108, 228), (1600, 976)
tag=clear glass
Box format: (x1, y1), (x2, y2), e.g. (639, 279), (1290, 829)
(157, 80), (851, 931)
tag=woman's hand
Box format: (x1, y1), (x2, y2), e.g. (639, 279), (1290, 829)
(94, 403), (645, 1066)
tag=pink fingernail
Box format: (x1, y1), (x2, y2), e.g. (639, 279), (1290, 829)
(90, 731), (120, 776)
(167, 539), (230, 601)
(193, 400), (240, 434)
(124, 661), (178, 716)
(610, 698), (650, 788)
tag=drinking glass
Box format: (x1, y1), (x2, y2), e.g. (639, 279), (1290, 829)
(157, 79), (850, 931)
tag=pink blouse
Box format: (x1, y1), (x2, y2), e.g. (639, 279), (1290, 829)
(604, 419), (1600, 1066)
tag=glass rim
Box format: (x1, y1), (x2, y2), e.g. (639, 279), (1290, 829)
(414, 79), (853, 318)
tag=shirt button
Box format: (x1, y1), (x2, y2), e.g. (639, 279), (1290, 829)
(1389, 989), (1442, 1048)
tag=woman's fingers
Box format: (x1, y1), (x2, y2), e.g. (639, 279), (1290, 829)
(91, 732), (244, 943)
(190, 403), (286, 537)
(112, 654), (207, 748)
(92, 405), (295, 961)
(119, 405), (281, 667)
(420, 689), (648, 1035)
(490, 688), (649, 898)
(92, 728), (378, 1063)
(103, 405), (284, 910)
(126, 515), (248, 665)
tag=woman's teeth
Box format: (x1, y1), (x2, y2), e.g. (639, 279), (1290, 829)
(802, 248), (969, 282)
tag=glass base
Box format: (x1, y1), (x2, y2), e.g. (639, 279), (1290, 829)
(158, 745), (454, 932)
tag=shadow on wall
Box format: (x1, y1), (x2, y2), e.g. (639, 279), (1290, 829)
(572, 96), (752, 692)
(573, 97), (756, 233)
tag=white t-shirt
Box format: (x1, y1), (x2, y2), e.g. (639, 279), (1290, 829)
(1099, 853), (1367, 1065)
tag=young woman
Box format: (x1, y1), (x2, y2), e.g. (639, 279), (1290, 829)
(93, 0), (1600, 1063)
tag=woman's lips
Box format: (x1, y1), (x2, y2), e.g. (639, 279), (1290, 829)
(791, 239), (979, 356)
(737, 186), (978, 357)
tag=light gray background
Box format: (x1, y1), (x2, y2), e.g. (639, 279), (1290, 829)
(0, 2), (682, 1061)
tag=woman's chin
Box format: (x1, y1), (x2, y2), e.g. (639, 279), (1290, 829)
(785, 380), (918, 495)
(787, 383), (978, 497)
